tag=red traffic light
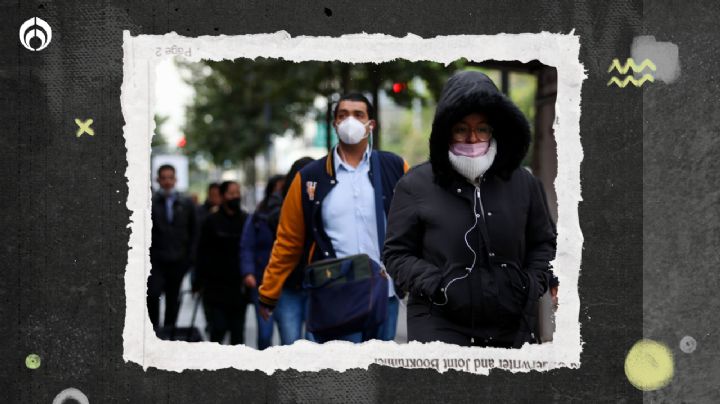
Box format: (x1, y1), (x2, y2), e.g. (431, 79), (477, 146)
(392, 82), (406, 93)
(177, 137), (187, 148)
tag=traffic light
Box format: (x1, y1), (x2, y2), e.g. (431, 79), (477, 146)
(392, 82), (407, 93)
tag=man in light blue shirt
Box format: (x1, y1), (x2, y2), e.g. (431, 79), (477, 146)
(259, 93), (408, 343)
(322, 144), (399, 342)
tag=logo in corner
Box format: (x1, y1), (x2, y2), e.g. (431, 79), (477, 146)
(19, 17), (52, 51)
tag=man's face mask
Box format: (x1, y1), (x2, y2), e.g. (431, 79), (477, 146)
(336, 116), (371, 145)
(226, 198), (241, 212)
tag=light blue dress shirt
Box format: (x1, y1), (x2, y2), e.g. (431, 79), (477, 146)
(321, 145), (396, 298)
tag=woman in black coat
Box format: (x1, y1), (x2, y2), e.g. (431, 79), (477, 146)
(383, 70), (558, 348)
(195, 180), (250, 345)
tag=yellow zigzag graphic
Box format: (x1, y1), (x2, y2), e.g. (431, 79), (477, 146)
(608, 58), (657, 74)
(607, 74), (655, 88)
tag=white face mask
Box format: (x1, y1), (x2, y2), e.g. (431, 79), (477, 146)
(336, 116), (371, 145)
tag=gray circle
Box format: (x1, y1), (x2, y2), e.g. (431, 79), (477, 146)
(679, 335), (697, 354)
(52, 388), (89, 404)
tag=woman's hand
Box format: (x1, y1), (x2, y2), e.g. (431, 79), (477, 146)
(258, 303), (273, 320)
(243, 274), (257, 289)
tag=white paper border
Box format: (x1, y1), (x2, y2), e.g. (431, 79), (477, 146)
(121, 31), (586, 374)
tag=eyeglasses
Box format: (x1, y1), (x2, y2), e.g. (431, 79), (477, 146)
(451, 124), (493, 142)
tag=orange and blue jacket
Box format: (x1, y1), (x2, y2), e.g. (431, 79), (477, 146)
(258, 149), (409, 308)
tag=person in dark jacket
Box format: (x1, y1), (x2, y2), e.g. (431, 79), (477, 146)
(240, 174), (285, 349)
(191, 182), (221, 334)
(148, 164), (197, 332)
(191, 182), (221, 293)
(383, 71), (559, 348)
(195, 180), (249, 345)
(196, 182), (222, 228)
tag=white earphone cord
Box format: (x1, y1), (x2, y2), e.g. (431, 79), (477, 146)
(432, 186), (480, 306)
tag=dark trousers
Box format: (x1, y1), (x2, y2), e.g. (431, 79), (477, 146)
(407, 300), (516, 348)
(204, 297), (248, 345)
(147, 261), (187, 329)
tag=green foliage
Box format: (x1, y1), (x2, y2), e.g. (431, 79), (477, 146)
(152, 114), (169, 149)
(181, 58), (323, 165)
(509, 72), (538, 166)
(180, 58), (538, 166)
(181, 59), (472, 164)
(382, 103), (436, 167)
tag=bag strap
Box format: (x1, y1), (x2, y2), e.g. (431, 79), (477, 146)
(370, 151), (385, 250)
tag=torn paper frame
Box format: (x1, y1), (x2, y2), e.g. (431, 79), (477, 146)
(121, 31), (586, 374)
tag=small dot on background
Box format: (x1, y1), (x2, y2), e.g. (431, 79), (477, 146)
(25, 354), (41, 369)
(679, 335), (697, 354)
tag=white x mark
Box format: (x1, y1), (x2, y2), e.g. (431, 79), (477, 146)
(75, 118), (94, 137)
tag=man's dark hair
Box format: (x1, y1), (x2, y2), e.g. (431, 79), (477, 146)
(333, 93), (375, 121)
(207, 182), (220, 192)
(219, 180), (238, 196)
(157, 164), (175, 176)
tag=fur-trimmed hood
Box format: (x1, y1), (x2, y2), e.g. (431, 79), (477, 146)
(429, 70), (531, 183)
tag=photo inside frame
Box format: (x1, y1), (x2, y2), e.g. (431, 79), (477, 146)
(123, 31), (584, 374)
(148, 56), (559, 346)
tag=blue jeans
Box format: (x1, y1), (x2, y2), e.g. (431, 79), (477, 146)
(250, 289), (274, 350)
(376, 295), (400, 341)
(274, 288), (314, 345)
(318, 295), (400, 343)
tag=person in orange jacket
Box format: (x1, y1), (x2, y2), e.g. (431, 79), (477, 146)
(258, 93), (409, 343)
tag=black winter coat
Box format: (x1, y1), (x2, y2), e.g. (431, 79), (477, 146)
(383, 70), (557, 347)
(196, 208), (249, 307)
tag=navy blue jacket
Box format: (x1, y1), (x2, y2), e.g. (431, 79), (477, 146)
(258, 149), (408, 307)
(239, 212), (275, 285)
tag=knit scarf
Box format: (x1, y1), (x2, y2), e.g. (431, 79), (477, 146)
(447, 138), (497, 184)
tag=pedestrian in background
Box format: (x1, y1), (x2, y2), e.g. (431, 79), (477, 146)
(148, 164), (197, 333)
(191, 182), (222, 334)
(240, 174), (286, 349)
(195, 181), (249, 345)
(196, 182), (222, 228)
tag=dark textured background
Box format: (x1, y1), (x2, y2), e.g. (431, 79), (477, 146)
(642, 1), (720, 403)
(0, 0), (707, 402)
